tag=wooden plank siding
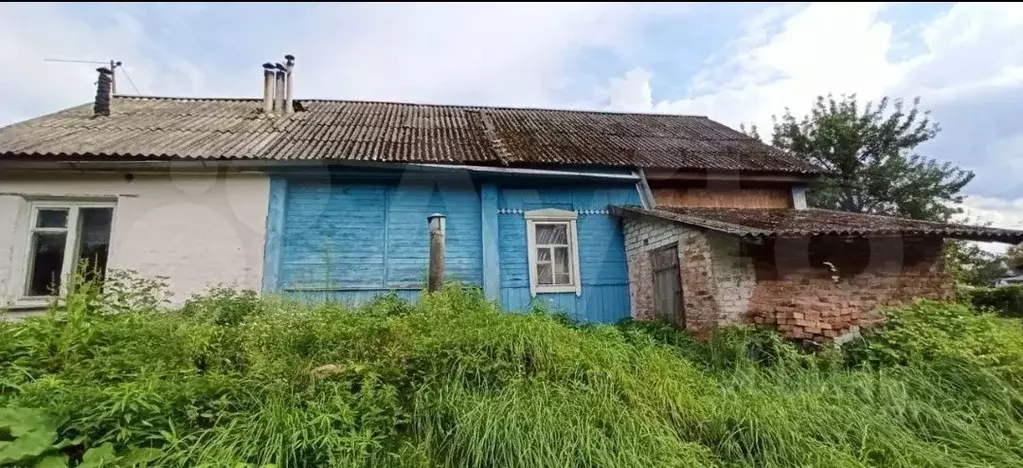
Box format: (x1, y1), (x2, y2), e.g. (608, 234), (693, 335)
(652, 187), (793, 209)
(497, 183), (639, 323)
(264, 168), (640, 324)
(279, 178), (483, 296)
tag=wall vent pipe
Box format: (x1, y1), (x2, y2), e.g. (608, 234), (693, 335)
(284, 54), (295, 114)
(262, 63), (276, 114)
(273, 63), (286, 113)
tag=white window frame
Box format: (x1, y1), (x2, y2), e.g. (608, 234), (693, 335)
(21, 200), (117, 299)
(524, 208), (581, 297)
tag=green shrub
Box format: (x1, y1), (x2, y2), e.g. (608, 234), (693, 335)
(2, 279), (1023, 467)
(845, 299), (1023, 377)
(960, 284), (1023, 318)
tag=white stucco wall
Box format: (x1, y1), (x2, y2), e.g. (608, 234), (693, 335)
(0, 170), (269, 308)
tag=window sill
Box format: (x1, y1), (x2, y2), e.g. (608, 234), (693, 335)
(534, 285), (579, 295)
(5, 298), (59, 311)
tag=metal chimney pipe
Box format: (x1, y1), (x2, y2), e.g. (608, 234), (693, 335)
(93, 67), (113, 117)
(262, 63), (275, 114)
(273, 63), (286, 113)
(284, 54), (295, 114)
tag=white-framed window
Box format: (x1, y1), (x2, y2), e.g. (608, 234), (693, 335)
(22, 201), (116, 298)
(524, 208), (581, 297)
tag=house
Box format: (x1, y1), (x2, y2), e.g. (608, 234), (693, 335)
(1, 59), (1021, 341)
(997, 266), (1023, 287)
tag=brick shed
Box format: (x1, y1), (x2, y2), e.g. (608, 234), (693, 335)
(611, 205), (1023, 343)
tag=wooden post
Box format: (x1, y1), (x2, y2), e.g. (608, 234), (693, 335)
(427, 213), (446, 292)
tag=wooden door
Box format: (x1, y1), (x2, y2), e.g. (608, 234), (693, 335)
(651, 245), (683, 325)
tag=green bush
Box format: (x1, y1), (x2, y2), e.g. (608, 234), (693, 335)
(2, 278), (1023, 467)
(959, 284), (1023, 318)
(845, 299), (1023, 374)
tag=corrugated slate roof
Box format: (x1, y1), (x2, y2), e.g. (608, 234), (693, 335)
(611, 205), (1023, 244)
(0, 96), (823, 173)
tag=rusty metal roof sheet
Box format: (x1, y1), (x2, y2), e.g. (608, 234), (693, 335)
(0, 96), (823, 173)
(611, 205), (1023, 244)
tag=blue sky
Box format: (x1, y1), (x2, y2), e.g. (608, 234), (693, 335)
(1, 2), (1021, 239)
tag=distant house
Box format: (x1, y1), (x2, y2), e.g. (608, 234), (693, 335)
(1, 59), (1021, 342)
(997, 266), (1023, 287)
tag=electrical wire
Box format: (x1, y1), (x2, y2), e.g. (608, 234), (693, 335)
(120, 66), (141, 95)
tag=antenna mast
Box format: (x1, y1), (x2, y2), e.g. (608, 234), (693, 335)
(44, 58), (124, 94)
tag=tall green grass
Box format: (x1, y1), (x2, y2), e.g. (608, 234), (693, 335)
(1, 279), (1022, 467)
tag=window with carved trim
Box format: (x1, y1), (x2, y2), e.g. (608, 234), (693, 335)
(525, 209), (581, 296)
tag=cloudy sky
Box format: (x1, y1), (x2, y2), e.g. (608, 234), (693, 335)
(1, 2), (1021, 244)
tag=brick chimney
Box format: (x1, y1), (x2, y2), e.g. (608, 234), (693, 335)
(93, 67), (113, 117)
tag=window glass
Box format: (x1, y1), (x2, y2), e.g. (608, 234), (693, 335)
(537, 262), (553, 285)
(36, 209), (68, 228)
(531, 221), (575, 289)
(554, 247), (571, 285)
(525, 211), (579, 295)
(535, 224), (567, 245)
(27, 232), (67, 296)
(25, 204), (115, 297)
(76, 207), (114, 284)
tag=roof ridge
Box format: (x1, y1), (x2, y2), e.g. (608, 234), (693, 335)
(111, 94), (712, 119)
(802, 207), (1018, 230)
(611, 205), (1023, 243)
(672, 206), (1022, 232)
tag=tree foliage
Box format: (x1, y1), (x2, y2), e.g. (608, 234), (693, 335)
(769, 94), (974, 221)
(1007, 243), (1023, 270)
(945, 241), (1009, 287)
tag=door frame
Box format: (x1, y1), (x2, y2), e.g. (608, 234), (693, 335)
(649, 243), (684, 326)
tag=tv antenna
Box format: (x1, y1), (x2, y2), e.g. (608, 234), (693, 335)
(43, 58), (138, 95)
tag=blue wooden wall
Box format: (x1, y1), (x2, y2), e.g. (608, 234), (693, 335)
(496, 183), (639, 323)
(273, 173), (482, 304)
(264, 167), (639, 323)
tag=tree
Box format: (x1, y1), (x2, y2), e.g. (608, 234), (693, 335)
(1007, 243), (1023, 271)
(739, 123), (762, 141)
(945, 241), (1009, 287)
(769, 94), (974, 222)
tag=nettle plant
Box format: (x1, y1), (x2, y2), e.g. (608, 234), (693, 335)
(0, 407), (159, 467)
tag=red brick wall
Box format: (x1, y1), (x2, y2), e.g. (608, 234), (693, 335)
(623, 218), (688, 322)
(678, 229), (755, 336)
(623, 217), (754, 335)
(621, 214), (955, 343)
(746, 236), (954, 342)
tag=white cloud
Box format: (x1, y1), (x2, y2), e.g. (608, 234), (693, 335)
(958, 196), (1023, 230)
(957, 195), (1023, 254)
(602, 2), (1023, 233)
(604, 68), (654, 112)
(0, 3), (692, 126)
(0, 4), (217, 124)
(608, 3), (910, 129)
(605, 3), (1023, 132)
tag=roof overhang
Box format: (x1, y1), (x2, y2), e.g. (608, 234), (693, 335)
(610, 205), (1023, 244)
(642, 168), (821, 184)
(0, 158), (641, 182)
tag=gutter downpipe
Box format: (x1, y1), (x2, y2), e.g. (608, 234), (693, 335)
(636, 168), (656, 208)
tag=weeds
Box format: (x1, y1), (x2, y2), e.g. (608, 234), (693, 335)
(0, 276), (1022, 467)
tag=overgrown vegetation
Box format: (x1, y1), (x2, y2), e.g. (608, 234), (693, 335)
(960, 284), (1023, 318)
(945, 240), (1011, 286)
(2, 277), (1023, 467)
